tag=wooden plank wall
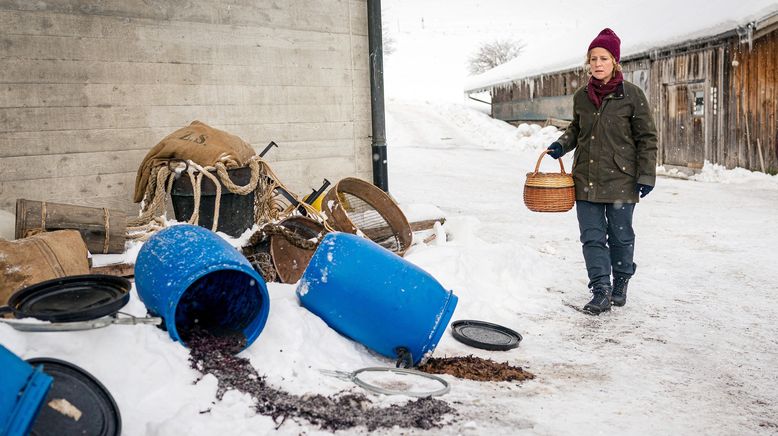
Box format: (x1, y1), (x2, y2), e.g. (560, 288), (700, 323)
(489, 28), (778, 174)
(0, 0), (373, 215)
(492, 69), (586, 105)
(652, 48), (718, 168)
(727, 29), (778, 173)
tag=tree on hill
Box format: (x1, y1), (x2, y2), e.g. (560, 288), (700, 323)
(468, 38), (526, 74)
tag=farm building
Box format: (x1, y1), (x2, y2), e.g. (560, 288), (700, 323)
(0, 0), (388, 216)
(466, 6), (778, 174)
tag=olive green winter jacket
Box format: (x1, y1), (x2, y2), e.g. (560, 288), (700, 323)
(556, 80), (658, 203)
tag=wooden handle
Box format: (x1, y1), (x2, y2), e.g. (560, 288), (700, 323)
(534, 150), (567, 175)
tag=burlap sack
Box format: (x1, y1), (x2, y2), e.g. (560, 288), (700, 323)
(133, 120), (257, 203)
(0, 230), (90, 306)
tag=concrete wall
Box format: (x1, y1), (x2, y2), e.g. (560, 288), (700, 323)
(0, 0), (372, 215)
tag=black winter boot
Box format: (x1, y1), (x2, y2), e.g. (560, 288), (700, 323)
(611, 274), (630, 307)
(583, 284), (612, 315)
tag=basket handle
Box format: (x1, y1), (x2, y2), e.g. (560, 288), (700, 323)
(534, 150), (568, 175)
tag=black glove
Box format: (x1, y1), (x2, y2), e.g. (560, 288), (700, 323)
(546, 142), (564, 159)
(636, 183), (653, 198)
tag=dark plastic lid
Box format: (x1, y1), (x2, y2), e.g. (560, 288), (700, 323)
(6, 275), (131, 322)
(450, 320), (523, 351)
(25, 358), (121, 436)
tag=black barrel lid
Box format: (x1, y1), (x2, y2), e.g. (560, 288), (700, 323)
(6, 275), (131, 322)
(450, 320), (523, 351)
(26, 358), (121, 436)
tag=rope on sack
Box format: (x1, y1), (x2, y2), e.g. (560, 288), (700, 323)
(258, 161), (337, 233)
(186, 160), (223, 232)
(261, 223), (321, 250)
(186, 169), (201, 226)
(127, 165), (173, 228)
(125, 154), (336, 241)
(126, 164), (175, 240)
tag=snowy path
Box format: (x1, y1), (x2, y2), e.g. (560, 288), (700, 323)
(386, 101), (778, 435)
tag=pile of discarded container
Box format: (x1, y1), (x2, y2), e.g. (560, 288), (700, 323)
(0, 121), (523, 435)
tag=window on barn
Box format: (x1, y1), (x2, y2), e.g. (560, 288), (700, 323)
(692, 91), (704, 117)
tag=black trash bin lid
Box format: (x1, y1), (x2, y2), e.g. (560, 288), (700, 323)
(3, 275), (131, 323)
(450, 320), (523, 351)
(26, 358), (121, 436)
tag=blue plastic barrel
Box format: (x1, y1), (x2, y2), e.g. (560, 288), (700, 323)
(296, 232), (458, 366)
(135, 224), (270, 350)
(0, 345), (53, 436)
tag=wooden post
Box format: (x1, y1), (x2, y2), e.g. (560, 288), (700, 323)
(757, 139), (766, 173)
(744, 112), (752, 169)
(15, 199), (127, 254)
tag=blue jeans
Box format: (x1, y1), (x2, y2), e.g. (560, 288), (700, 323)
(575, 200), (637, 289)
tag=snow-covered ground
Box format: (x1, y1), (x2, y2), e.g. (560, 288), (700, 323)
(4, 1), (778, 434)
(3, 101), (778, 435)
(386, 101), (778, 435)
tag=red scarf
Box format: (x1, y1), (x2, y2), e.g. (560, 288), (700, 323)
(587, 70), (624, 108)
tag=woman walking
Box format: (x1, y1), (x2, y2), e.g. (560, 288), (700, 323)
(546, 28), (657, 315)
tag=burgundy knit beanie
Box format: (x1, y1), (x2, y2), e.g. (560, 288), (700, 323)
(588, 28), (621, 62)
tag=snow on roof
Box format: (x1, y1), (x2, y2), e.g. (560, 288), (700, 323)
(465, 3), (778, 92)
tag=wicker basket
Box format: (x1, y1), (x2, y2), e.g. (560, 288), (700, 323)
(523, 151), (575, 212)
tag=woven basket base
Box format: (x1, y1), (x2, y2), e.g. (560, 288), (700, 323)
(523, 185), (575, 213)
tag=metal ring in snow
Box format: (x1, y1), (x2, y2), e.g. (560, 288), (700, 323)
(350, 367), (450, 397)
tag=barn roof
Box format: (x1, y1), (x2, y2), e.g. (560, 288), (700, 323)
(465, 4), (778, 93)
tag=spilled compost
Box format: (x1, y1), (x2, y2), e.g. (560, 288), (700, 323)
(418, 355), (535, 382)
(188, 333), (456, 431)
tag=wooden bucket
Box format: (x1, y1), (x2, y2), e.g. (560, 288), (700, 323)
(15, 199), (127, 254)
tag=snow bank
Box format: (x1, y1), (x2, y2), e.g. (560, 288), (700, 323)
(657, 161), (778, 190)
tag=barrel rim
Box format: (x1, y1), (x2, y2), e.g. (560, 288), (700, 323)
(162, 264), (270, 349)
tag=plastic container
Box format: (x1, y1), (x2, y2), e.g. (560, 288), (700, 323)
(170, 166), (255, 237)
(0, 345), (53, 436)
(135, 224), (270, 350)
(296, 232), (458, 366)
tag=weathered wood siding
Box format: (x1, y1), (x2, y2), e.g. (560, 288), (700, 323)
(486, 22), (778, 174)
(726, 29), (778, 172)
(0, 0), (372, 215)
(652, 47), (719, 168)
(491, 68), (586, 122)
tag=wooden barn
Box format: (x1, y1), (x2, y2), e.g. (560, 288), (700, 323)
(0, 0), (389, 216)
(466, 7), (778, 174)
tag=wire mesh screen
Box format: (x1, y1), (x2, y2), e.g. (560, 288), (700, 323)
(338, 192), (405, 253)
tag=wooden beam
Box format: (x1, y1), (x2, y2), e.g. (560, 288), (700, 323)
(410, 218), (446, 232)
(90, 262), (135, 278)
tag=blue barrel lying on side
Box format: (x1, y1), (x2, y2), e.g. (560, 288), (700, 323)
(0, 345), (53, 436)
(135, 224), (270, 350)
(296, 232), (458, 366)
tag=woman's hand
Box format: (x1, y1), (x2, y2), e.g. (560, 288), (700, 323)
(546, 142), (564, 159)
(636, 183), (653, 198)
